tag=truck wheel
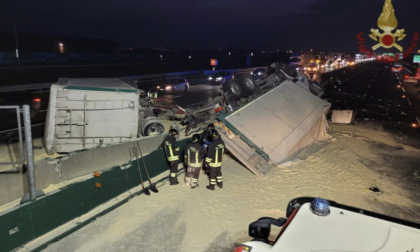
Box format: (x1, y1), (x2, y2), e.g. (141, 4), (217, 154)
(142, 118), (165, 136)
(225, 79), (244, 100)
(139, 116), (157, 136)
(239, 74), (257, 95)
(140, 117), (165, 136)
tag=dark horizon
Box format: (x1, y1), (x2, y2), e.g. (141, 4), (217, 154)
(1, 0), (419, 53)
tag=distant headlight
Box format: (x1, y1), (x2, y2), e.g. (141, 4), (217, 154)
(250, 71), (254, 75)
(156, 85), (160, 89)
(208, 77), (213, 81)
(258, 72), (262, 75)
(165, 85), (172, 91)
(216, 77), (223, 82)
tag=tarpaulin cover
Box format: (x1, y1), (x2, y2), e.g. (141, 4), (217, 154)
(225, 80), (331, 164)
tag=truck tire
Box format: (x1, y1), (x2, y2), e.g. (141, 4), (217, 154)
(140, 117), (165, 136)
(142, 119), (165, 136)
(224, 79), (244, 100)
(138, 116), (157, 136)
(239, 74), (257, 95)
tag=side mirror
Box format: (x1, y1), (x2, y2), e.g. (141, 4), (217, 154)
(248, 217), (287, 242)
(249, 221), (271, 241)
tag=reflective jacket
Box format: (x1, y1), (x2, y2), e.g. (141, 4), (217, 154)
(184, 142), (207, 168)
(205, 138), (225, 168)
(163, 136), (179, 162)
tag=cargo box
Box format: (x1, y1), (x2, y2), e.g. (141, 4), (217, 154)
(44, 78), (139, 154)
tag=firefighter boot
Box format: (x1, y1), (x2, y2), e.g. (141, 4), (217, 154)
(191, 183), (198, 189)
(206, 185), (215, 191)
(170, 177), (179, 185)
(217, 182), (223, 189)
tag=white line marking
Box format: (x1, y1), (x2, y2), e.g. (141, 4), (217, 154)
(404, 66), (413, 74)
(407, 97), (412, 106)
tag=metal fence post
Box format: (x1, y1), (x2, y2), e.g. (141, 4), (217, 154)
(23, 105), (36, 201)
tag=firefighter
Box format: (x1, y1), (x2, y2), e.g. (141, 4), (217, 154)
(201, 123), (215, 149)
(184, 134), (207, 189)
(163, 128), (180, 185)
(204, 130), (225, 190)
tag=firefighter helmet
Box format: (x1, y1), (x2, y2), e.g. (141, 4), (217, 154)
(207, 123), (215, 131)
(211, 130), (219, 139)
(192, 134), (200, 143)
(169, 129), (179, 137)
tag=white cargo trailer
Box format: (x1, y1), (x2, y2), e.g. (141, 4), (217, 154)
(44, 78), (139, 154)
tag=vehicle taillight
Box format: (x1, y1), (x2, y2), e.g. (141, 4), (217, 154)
(404, 75), (409, 79)
(33, 98), (41, 103)
(214, 106), (223, 113)
(233, 245), (252, 252)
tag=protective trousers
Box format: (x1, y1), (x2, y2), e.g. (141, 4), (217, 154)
(209, 166), (222, 188)
(169, 161), (179, 183)
(185, 166), (201, 188)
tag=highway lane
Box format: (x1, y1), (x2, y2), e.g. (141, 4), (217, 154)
(323, 62), (420, 140)
(150, 84), (222, 108)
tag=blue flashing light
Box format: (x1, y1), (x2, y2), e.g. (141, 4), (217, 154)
(310, 198), (330, 216)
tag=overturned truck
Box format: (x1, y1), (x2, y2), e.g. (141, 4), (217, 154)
(44, 63), (331, 177)
(44, 78), (186, 154)
(215, 63), (330, 176)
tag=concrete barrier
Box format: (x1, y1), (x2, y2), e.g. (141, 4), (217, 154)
(0, 135), (166, 206)
(0, 137), (191, 252)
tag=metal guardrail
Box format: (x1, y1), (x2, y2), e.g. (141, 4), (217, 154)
(0, 82), (52, 93)
(122, 67), (262, 82)
(0, 67), (264, 92)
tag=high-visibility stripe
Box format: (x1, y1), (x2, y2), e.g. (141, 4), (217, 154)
(191, 178), (198, 182)
(205, 157), (212, 162)
(168, 143), (173, 157)
(166, 141), (179, 161)
(170, 173), (176, 177)
(168, 156), (179, 161)
(188, 148), (202, 167)
(209, 162), (222, 167)
(188, 163), (202, 168)
(210, 179), (216, 185)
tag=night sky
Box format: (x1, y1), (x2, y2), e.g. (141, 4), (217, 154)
(1, 0), (419, 51)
